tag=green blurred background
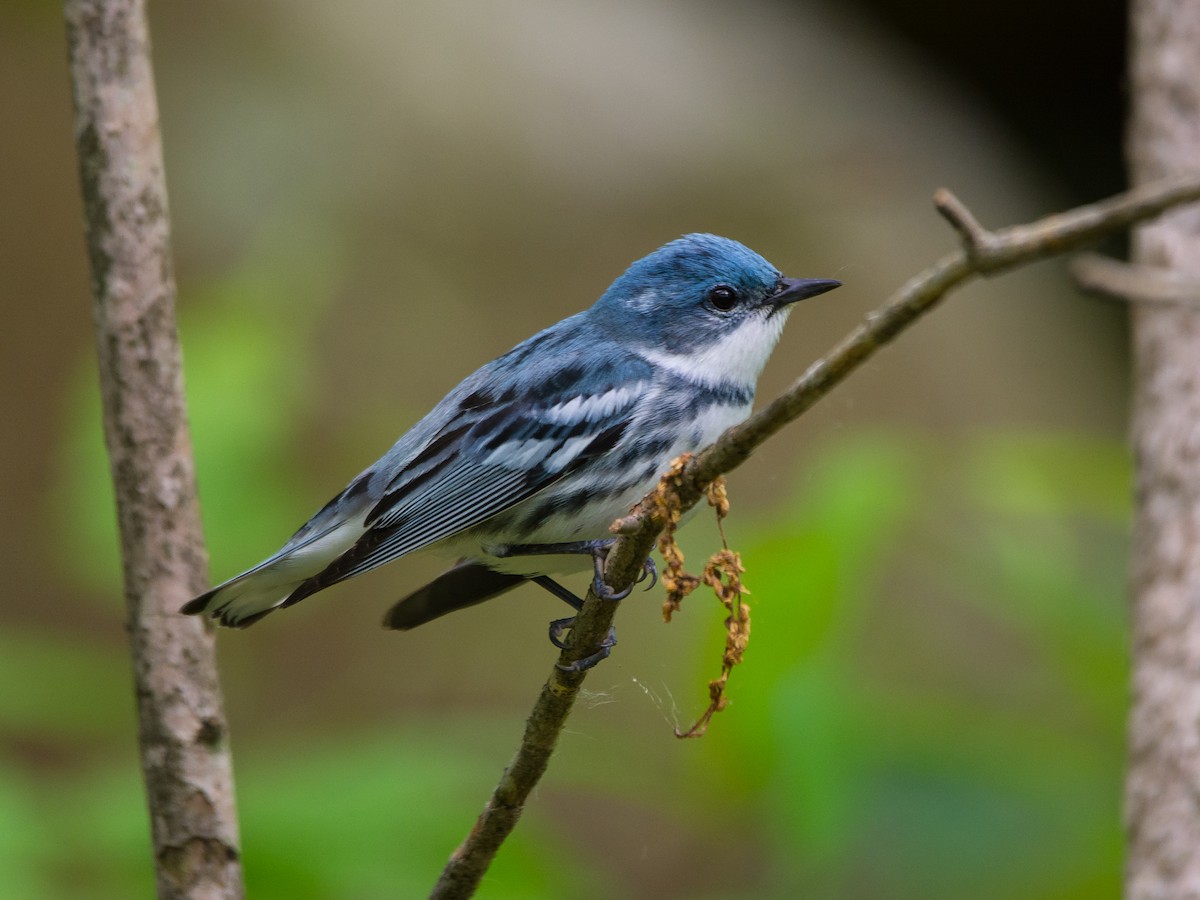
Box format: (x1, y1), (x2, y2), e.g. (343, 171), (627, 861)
(4, 0), (1132, 896)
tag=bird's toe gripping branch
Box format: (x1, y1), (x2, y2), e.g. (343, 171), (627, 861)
(494, 539), (657, 670)
(548, 617), (618, 672)
(588, 540), (658, 601)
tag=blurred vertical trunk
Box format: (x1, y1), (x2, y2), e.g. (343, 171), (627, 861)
(63, 0), (244, 896)
(1125, 1), (1200, 896)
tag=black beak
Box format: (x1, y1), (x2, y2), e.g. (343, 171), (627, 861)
(772, 277), (841, 311)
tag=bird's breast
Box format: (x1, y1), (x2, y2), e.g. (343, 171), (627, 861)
(457, 394), (753, 562)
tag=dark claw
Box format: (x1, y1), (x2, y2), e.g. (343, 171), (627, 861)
(638, 557), (658, 591)
(540, 578), (619, 668)
(590, 540), (636, 601)
(554, 624), (618, 673)
(592, 571), (634, 601)
(548, 616), (575, 650)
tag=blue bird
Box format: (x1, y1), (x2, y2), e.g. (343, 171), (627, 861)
(182, 234), (839, 667)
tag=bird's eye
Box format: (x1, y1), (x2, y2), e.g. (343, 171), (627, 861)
(707, 285), (739, 312)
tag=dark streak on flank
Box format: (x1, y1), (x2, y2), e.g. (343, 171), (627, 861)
(579, 420), (627, 461)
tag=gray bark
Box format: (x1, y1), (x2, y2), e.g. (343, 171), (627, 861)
(1126, 2), (1200, 897)
(63, 1), (244, 896)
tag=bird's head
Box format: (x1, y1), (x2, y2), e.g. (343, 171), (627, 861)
(590, 233), (840, 389)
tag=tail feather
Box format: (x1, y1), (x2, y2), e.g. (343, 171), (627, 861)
(384, 561), (525, 630)
(181, 518), (368, 627)
(181, 564), (310, 627)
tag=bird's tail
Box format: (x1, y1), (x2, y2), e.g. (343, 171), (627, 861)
(181, 560), (310, 627)
(182, 520), (366, 627)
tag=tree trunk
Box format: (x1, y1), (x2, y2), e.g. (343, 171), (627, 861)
(63, 1), (244, 896)
(1125, 2), (1200, 896)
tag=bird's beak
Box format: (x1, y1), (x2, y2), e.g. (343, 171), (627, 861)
(771, 277), (841, 312)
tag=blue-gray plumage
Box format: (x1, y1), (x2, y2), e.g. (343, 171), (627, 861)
(182, 234), (840, 642)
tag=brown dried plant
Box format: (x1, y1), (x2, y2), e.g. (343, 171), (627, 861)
(654, 456), (751, 738)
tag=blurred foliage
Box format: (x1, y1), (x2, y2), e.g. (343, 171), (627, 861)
(693, 432), (1126, 898)
(15, 418), (1128, 897)
(48, 220), (347, 601)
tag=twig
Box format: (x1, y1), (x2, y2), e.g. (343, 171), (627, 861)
(433, 174), (1200, 897)
(1072, 252), (1200, 306)
(64, 1), (243, 896)
(934, 189), (997, 258)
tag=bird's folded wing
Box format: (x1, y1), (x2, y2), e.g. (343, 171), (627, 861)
(281, 382), (642, 606)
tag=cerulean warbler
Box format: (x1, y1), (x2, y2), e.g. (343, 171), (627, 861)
(183, 233), (839, 663)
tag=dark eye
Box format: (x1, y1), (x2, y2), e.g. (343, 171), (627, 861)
(707, 284), (739, 312)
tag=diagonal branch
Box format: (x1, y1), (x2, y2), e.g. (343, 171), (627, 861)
(431, 173), (1200, 898)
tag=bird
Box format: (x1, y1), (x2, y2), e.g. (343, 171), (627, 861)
(182, 233), (840, 668)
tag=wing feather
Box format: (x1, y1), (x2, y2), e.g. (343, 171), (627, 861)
(281, 362), (645, 607)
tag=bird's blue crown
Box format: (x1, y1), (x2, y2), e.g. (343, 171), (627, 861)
(588, 233), (784, 351)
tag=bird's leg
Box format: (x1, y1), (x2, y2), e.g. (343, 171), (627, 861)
(528, 572), (582, 611)
(494, 540), (657, 671)
(532, 575), (617, 672)
(493, 539), (658, 600)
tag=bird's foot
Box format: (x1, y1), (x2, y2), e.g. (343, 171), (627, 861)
(494, 539), (657, 601)
(589, 543), (659, 600)
(492, 541), (657, 670)
(548, 615), (618, 672)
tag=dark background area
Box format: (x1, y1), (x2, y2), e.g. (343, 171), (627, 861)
(850, 0), (1127, 198)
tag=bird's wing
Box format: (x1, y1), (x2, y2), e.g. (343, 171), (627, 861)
(281, 354), (650, 606)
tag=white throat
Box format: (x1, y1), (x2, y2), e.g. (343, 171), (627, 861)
(636, 308), (790, 389)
